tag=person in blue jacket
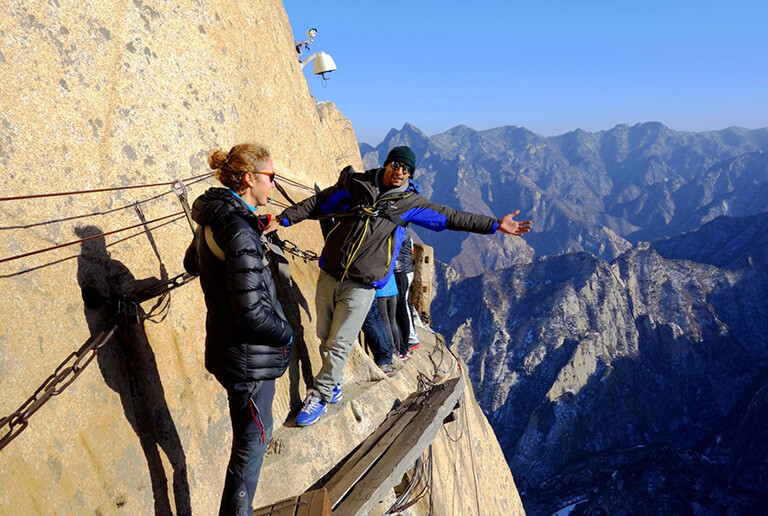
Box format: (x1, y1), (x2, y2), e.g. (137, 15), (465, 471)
(375, 271), (402, 361)
(265, 146), (531, 426)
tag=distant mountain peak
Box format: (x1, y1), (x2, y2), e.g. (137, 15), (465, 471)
(631, 121), (668, 130)
(375, 123), (430, 154)
(401, 122), (426, 135)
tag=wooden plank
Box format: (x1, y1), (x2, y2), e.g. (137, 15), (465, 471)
(323, 389), (430, 505)
(332, 376), (464, 515)
(334, 377), (464, 514)
(253, 488), (331, 516)
(253, 495), (299, 516)
(296, 488), (332, 516)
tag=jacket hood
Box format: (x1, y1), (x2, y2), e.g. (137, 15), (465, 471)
(406, 179), (421, 194)
(191, 187), (253, 226)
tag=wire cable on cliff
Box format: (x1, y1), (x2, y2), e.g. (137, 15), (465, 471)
(0, 169), (326, 451)
(0, 173), (213, 231)
(0, 172), (213, 202)
(0, 211), (184, 265)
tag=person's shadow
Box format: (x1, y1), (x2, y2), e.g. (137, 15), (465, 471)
(270, 255), (315, 416)
(75, 225), (191, 515)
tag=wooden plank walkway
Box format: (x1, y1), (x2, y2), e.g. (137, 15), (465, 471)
(253, 488), (332, 516)
(323, 376), (465, 516)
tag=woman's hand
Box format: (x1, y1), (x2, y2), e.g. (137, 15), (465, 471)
(264, 217), (282, 234)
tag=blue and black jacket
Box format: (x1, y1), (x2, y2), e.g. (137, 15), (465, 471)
(278, 167), (500, 287)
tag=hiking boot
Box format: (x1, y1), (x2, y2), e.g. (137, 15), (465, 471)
(408, 343), (421, 351)
(329, 383), (342, 404)
(379, 363), (395, 377)
(296, 389), (327, 426)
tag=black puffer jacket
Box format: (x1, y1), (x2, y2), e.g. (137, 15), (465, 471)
(184, 188), (293, 387)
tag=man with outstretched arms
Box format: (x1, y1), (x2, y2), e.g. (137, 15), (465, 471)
(266, 146), (531, 426)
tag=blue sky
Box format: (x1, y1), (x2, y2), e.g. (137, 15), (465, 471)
(284, 1), (768, 146)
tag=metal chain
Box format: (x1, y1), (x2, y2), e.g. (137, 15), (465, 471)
(0, 271), (197, 453)
(135, 272), (197, 303)
(0, 325), (117, 452)
(275, 239), (320, 262)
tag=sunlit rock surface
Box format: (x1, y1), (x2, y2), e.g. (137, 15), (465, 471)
(0, 1), (521, 514)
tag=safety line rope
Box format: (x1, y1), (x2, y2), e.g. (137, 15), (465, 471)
(274, 173), (316, 193)
(0, 172), (213, 202)
(0, 211), (183, 265)
(0, 215), (186, 279)
(0, 173), (211, 231)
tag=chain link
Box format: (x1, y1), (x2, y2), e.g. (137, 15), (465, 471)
(135, 272), (197, 303)
(0, 272), (197, 453)
(0, 234), (310, 452)
(0, 325), (117, 452)
(276, 239), (320, 262)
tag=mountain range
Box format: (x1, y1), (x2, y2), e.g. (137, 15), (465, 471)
(431, 214), (768, 514)
(361, 123), (768, 514)
(361, 122), (768, 276)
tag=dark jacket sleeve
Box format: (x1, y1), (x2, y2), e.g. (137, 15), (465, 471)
(183, 235), (199, 275)
(278, 167), (354, 225)
(400, 195), (499, 234)
(220, 220), (293, 346)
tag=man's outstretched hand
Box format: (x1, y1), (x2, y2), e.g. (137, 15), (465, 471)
(498, 210), (532, 236)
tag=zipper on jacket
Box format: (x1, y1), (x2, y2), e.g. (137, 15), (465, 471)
(337, 192), (411, 281)
(341, 218), (370, 282)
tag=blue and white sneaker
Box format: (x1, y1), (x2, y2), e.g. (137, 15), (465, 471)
(329, 384), (342, 404)
(296, 389), (327, 426)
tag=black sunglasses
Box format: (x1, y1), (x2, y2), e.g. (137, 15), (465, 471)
(389, 161), (413, 175)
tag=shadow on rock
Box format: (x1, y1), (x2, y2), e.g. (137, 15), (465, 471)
(75, 225), (191, 516)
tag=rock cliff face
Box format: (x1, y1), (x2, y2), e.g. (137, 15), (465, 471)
(0, 1), (520, 514)
(432, 215), (768, 513)
(361, 124), (768, 277)
(652, 212), (768, 270)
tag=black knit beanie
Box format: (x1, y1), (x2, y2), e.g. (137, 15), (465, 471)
(384, 146), (416, 173)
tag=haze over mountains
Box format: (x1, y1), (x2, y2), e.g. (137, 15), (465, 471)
(361, 123), (768, 514)
(361, 122), (768, 276)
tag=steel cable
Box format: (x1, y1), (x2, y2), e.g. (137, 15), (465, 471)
(0, 172), (213, 202)
(0, 211), (183, 265)
(0, 173), (212, 231)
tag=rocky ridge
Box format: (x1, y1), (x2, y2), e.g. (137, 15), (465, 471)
(432, 214), (768, 513)
(361, 123), (768, 277)
(0, 1), (520, 514)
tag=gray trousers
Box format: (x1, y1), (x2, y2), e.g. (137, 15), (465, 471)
(314, 270), (376, 401)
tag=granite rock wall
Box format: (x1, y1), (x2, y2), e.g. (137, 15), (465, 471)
(0, 1), (522, 514)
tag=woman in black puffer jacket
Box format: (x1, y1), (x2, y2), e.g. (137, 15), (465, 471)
(184, 142), (293, 516)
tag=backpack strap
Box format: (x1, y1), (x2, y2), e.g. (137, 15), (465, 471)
(205, 224), (291, 288)
(261, 235), (293, 288)
(204, 225), (225, 261)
